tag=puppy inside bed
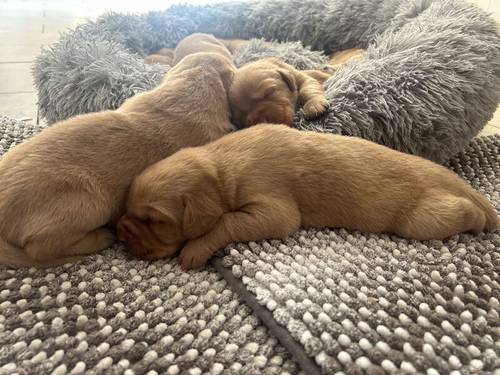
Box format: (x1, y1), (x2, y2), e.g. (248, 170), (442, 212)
(146, 33), (356, 128)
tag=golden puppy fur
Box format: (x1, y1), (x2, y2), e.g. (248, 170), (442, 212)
(302, 69), (335, 84)
(171, 33), (234, 65)
(219, 38), (251, 54)
(144, 34), (235, 66)
(144, 35), (251, 66)
(328, 48), (364, 70)
(229, 58), (331, 128)
(0, 52), (235, 268)
(119, 125), (499, 270)
(144, 48), (175, 65)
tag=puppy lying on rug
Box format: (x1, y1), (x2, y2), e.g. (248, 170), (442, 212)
(118, 125), (499, 270)
(229, 58), (331, 127)
(0, 53), (235, 268)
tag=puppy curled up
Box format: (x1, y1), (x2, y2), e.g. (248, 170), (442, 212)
(0, 52), (235, 268)
(145, 34), (335, 130)
(144, 33), (248, 66)
(118, 125), (499, 270)
(170, 33), (234, 66)
(229, 58), (332, 128)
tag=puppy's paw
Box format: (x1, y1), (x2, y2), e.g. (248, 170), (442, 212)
(179, 242), (211, 270)
(303, 97), (330, 119)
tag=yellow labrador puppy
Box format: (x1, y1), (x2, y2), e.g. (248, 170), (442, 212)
(171, 33), (234, 65)
(229, 58), (331, 128)
(0, 52), (235, 268)
(119, 125), (499, 270)
(144, 33), (237, 66)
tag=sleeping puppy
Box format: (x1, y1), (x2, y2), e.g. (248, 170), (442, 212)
(144, 33), (234, 66)
(171, 33), (234, 65)
(0, 52), (235, 268)
(229, 58), (331, 128)
(144, 35), (250, 67)
(118, 125), (499, 270)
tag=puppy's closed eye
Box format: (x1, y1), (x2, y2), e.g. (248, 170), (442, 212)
(250, 79), (278, 101)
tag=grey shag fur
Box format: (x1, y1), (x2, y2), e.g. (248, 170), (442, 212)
(33, 0), (500, 162)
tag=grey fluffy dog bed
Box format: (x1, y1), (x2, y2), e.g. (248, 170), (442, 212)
(34, 0), (500, 163)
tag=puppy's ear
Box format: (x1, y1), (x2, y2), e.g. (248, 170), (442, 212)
(117, 215), (135, 242)
(147, 205), (177, 225)
(182, 185), (223, 239)
(278, 69), (297, 92)
(219, 68), (235, 93)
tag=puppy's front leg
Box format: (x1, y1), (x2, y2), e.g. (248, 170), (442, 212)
(179, 196), (301, 270)
(302, 69), (335, 84)
(296, 72), (330, 119)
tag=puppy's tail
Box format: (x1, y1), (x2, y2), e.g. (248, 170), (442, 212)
(466, 189), (500, 231)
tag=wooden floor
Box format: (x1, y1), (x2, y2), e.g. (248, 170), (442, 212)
(0, 0), (499, 135)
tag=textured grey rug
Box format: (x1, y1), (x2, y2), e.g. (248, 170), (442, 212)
(217, 135), (500, 374)
(33, 0), (500, 163)
(0, 115), (298, 375)
(1, 114), (499, 374)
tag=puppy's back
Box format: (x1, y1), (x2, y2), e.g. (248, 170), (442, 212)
(123, 53), (235, 144)
(0, 111), (165, 241)
(206, 125), (498, 231)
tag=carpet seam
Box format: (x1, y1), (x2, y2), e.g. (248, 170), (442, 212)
(212, 257), (322, 375)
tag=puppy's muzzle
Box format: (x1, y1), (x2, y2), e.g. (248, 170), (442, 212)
(117, 215), (137, 243)
(117, 214), (181, 261)
(117, 215), (149, 257)
(247, 107), (294, 127)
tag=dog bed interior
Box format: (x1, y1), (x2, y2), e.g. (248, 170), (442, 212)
(34, 0), (500, 163)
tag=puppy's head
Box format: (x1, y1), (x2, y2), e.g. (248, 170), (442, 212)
(117, 204), (184, 261)
(168, 52), (235, 92)
(118, 150), (223, 261)
(229, 60), (298, 128)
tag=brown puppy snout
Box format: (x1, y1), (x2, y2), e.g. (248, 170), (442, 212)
(117, 215), (181, 261)
(117, 214), (137, 242)
(117, 215), (148, 258)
